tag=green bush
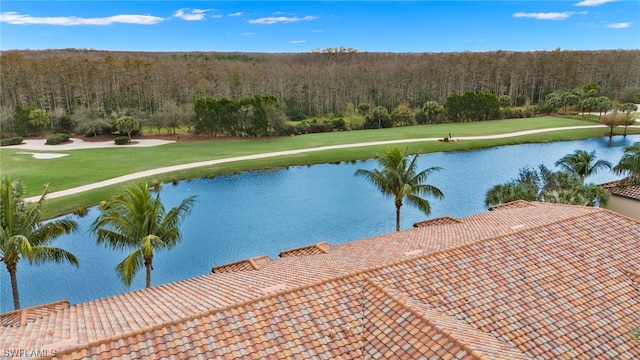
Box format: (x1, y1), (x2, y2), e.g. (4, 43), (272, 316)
(72, 206), (89, 217)
(46, 133), (71, 145)
(114, 136), (130, 145)
(0, 137), (23, 146)
(332, 118), (348, 131)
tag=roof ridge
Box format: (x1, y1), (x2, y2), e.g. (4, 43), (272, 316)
(211, 255), (269, 273)
(598, 207), (640, 225)
(1, 300), (69, 327)
(488, 199), (535, 211)
(50, 269), (381, 357)
(37, 204), (616, 357)
(362, 277), (490, 360)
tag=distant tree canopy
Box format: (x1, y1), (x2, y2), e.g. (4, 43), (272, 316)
(2, 49), (638, 118)
(1, 49), (639, 137)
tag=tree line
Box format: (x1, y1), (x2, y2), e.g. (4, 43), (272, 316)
(4, 84), (637, 140)
(1, 49), (638, 132)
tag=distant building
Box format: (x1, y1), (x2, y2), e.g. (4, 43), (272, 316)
(601, 180), (640, 220)
(2, 201), (639, 359)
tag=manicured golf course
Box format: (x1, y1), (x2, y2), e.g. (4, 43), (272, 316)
(3, 117), (639, 218)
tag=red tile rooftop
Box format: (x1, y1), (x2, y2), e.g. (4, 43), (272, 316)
(2, 201), (639, 359)
(601, 180), (640, 201)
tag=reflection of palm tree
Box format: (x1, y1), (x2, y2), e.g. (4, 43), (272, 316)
(614, 142), (640, 185)
(554, 149), (612, 183)
(355, 147), (443, 231)
(0, 177), (78, 310)
(92, 182), (196, 288)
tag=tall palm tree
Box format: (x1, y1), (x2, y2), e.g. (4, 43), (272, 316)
(614, 142), (640, 185)
(92, 182), (196, 288)
(355, 147), (443, 231)
(554, 149), (612, 183)
(0, 176), (78, 310)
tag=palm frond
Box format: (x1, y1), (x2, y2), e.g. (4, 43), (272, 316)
(116, 248), (144, 287)
(30, 246), (79, 267)
(29, 219), (78, 246)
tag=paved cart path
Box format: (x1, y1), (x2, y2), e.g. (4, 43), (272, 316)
(17, 124), (638, 202)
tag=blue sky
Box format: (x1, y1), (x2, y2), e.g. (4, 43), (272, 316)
(1, 1), (638, 52)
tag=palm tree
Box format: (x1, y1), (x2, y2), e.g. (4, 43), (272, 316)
(614, 142), (640, 185)
(0, 176), (78, 310)
(484, 182), (538, 207)
(554, 149), (612, 183)
(92, 182), (196, 288)
(355, 147), (443, 231)
(484, 165), (610, 208)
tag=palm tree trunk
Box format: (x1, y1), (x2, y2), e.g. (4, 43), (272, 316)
(395, 200), (402, 232)
(8, 263), (20, 310)
(145, 257), (153, 288)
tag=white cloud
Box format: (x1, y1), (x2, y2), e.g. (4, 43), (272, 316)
(173, 9), (213, 21)
(513, 12), (576, 20)
(311, 29), (324, 33)
(0, 11), (164, 25)
(574, 0), (616, 6)
(241, 32), (255, 36)
(606, 22), (632, 28)
(229, 12), (243, 17)
(249, 15), (317, 25)
(290, 40), (306, 44)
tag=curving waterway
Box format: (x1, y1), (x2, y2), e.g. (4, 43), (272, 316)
(2, 135), (639, 312)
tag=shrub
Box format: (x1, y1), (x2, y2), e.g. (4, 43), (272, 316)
(72, 206), (89, 217)
(363, 117), (380, 129)
(0, 137), (23, 146)
(332, 118), (348, 131)
(114, 136), (130, 145)
(294, 122), (310, 135)
(46, 133), (70, 145)
(53, 115), (76, 133)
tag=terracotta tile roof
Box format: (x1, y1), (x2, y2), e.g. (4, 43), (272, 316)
(279, 242), (331, 258)
(413, 215), (461, 227)
(601, 180), (640, 201)
(488, 199), (536, 211)
(2, 201), (638, 359)
(0, 300), (69, 327)
(42, 274), (527, 360)
(211, 255), (270, 273)
(369, 209), (640, 359)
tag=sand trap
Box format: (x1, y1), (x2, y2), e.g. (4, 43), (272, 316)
(4, 138), (175, 151)
(16, 152), (69, 159)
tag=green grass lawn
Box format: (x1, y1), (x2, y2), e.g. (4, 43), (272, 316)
(3, 117), (638, 218)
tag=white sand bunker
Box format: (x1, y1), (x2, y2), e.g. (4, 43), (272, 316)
(16, 152), (69, 159)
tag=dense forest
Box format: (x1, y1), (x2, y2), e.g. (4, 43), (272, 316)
(1, 49), (639, 137)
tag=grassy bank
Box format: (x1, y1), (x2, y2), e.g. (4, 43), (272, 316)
(3, 117), (638, 218)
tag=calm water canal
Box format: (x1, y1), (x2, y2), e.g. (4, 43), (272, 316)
(2, 135), (639, 312)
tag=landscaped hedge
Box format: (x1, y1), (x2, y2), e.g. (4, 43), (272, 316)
(114, 136), (130, 145)
(0, 137), (23, 146)
(46, 133), (70, 145)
